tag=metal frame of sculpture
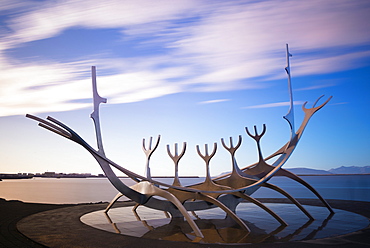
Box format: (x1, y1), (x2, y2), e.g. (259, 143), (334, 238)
(27, 44), (334, 240)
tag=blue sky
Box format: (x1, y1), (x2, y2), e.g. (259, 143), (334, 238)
(0, 0), (369, 176)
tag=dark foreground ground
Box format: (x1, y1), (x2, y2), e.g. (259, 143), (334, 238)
(1, 198), (369, 248)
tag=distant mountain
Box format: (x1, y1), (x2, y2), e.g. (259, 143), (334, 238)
(215, 165), (370, 177)
(286, 168), (332, 175)
(328, 166), (370, 174)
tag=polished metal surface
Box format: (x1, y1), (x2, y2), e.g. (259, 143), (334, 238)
(27, 45), (333, 241)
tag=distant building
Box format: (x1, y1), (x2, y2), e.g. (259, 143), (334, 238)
(44, 172), (56, 177)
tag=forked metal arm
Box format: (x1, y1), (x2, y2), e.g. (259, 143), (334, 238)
(167, 142), (186, 186)
(221, 135), (245, 177)
(221, 135), (242, 156)
(243, 125), (271, 176)
(196, 143), (217, 182)
(142, 136), (161, 180)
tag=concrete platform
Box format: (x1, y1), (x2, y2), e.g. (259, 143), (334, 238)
(12, 199), (370, 247)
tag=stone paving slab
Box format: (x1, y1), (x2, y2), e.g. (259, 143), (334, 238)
(0, 198), (73, 248)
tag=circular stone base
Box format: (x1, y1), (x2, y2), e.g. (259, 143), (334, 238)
(81, 203), (369, 244)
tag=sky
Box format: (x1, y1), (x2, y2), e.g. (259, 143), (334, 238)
(0, 0), (369, 177)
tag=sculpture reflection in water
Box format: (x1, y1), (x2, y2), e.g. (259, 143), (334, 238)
(100, 203), (335, 244)
(27, 44), (334, 241)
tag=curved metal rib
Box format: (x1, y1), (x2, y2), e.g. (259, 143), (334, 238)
(263, 182), (314, 220)
(131, 181), (204, 238)
(167, 187), (251, 232)
(275, 168), (334, 213)
(189, 140), (285, 228)
(105, 192), (124, 213)
(232, 191), (287, 226)
(194, 193), (250, 233)
(26, 114), (71, 138)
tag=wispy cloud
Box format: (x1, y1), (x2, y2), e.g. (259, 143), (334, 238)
(0, 0), (369, 116)
(331, 102), (348, 105)
(244, 101), (305, 109)
(296, 82), (337, 91)
(198, 99), (230, 105)
(1, 0), (201, 49)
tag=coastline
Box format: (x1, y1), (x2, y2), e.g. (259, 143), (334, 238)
(0, 175), (200, 180)
(1, 174), (369, 180)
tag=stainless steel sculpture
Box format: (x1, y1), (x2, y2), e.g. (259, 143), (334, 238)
(27, 44), (333, 240)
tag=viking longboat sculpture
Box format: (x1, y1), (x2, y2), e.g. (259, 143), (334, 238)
(26, 44), (333, 239)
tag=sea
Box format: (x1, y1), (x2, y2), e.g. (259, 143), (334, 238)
(0, 175), (369, 204)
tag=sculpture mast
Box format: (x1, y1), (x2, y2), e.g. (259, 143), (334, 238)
(90, 66), (107, 155)
(283, 44), (295, 137)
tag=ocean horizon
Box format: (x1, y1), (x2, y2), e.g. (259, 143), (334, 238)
(1, 175), (369, 204)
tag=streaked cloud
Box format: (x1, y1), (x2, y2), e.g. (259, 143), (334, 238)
(296, 83), (336, 91)
(244, 101), (305, 109)
(331, 102), (348, 105)
(1, 0), (201, 49)
(198, 99), (230, 105)
(0, 0), (369, 116)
